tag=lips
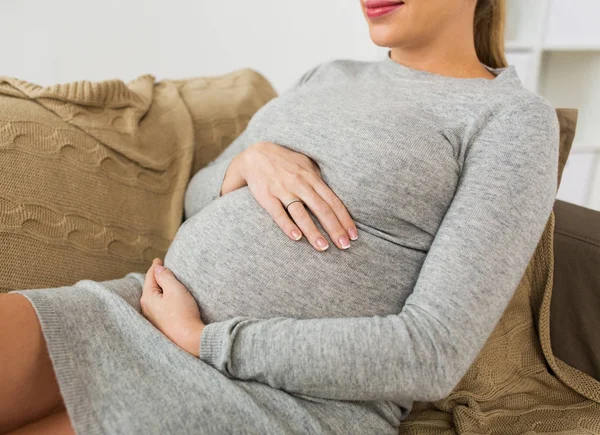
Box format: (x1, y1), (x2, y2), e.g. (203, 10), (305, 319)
(364, 0), (404, 8)
(364, 0), (404, 18)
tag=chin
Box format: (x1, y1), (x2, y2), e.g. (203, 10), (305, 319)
(368, 26), (411, 49)
(362, 0), (413, 48)
(368, 28), (402, 48)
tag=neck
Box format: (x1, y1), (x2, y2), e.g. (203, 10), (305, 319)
(388, 28), (494, 79)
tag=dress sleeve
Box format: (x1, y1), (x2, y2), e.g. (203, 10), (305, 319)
(197, 99), (560, 402)
(183, 62), (328, 220)
(183, 127), (254, 220)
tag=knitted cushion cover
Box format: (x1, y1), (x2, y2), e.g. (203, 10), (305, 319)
(0, 68), (276, 292)
(399, 109), (600, 434)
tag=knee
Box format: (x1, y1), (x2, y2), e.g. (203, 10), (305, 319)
(0, 293), (38, 328)
(0, 293), (45, 363)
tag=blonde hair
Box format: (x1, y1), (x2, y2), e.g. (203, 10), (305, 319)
(474, 0), (508, 68)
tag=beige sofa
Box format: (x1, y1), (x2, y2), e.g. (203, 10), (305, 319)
(0, 69), (598, 433)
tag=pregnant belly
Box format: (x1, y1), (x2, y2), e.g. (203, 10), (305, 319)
(163, 187), (426, 324)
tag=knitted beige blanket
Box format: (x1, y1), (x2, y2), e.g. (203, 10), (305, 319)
(0, 71), (275, 292)
(399, 210), (600, 434)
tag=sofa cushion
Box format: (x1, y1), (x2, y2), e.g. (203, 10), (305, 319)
(0, 75), (193, 292)
(555, 108), (577, 189)
(551, 199), (600, 382)
(171, 69), (277, 178)
(0, 69), (276, 292)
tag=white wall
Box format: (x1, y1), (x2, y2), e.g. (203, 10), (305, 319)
(0, 0), (381, 94)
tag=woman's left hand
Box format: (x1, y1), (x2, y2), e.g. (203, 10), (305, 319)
(140, 258), (205, 357)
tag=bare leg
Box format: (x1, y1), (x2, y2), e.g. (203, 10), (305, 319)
(0, 294), (66, 433)
(5, 409), (74, 435)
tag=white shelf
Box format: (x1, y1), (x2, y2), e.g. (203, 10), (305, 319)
(505, 44), (600, 52)
(505, 0), (547, 49)
(542, 45), (600, 51)
(571, 144), (600, 152)
(556, 152), (597, 207)
(544, 0), (600, 48)
(505, 41), (535, 51)
(506, 0), (600, 211)
(540, 51), (600, 153)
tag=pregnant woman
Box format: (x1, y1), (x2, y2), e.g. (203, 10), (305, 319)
(1, 0), (560, 434)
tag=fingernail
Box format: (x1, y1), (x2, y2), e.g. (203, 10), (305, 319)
(155, 265), (165, 273)
(348, 227), (358, 240)
(338, 235), (350, 249)
(291, 230), (302, 240)
(316, 237), (329, 251)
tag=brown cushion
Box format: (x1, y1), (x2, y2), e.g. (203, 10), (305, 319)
(0, 69), (276, 292)
(551, 199), (600, 382)
(549, 107), (600, 383)
(555, 108), (578, 189)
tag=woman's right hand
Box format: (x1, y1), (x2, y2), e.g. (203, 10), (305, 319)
(224, 141), (358, 252)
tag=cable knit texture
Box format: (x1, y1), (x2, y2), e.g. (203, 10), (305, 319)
(7, 52), (599, 435)
(400, 210), (600, 434)
(0, 69), (277, 292)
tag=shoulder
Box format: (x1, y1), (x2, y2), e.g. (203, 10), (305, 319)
(486, 68), (558, 124)
(464, 87), (560, 173)
(296, 58), (373, 87)
(294, 59), (336, 85)
(502, 92), (557, 124)
(475, 86), (560, 144)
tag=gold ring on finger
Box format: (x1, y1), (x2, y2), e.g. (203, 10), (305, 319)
(284, 198), (304, 212)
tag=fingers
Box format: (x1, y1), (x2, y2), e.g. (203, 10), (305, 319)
(140, 258), (162, 317)
(261, 191), (330, 251)
(245, 143), (358, 251)
(288, 182), (352, 251)
(154, 265), (187, 294)
(311, 177), (358, 241)
(260, 183), (356, 251)
(143, 259), (163, 295)
(286, 200), (331, 251)
(262, 195), (304, 242)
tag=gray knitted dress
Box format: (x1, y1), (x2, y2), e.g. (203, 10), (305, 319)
(10, 50), (560, 435)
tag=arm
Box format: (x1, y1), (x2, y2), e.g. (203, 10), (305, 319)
(183, 126), (254, 220)
(183, 61), (329, 220)
(197, 100), (560, 403)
